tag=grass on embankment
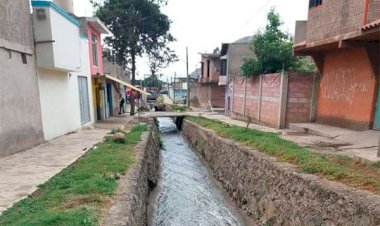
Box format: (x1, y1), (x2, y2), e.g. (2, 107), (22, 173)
(171, 104), (187, 112)
(0, 124), (148, 226)
(187, 116), (380, 195)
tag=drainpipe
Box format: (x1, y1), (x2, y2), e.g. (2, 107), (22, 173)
(363, 0), (370, 25)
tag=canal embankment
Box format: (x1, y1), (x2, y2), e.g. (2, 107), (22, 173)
(102, 118), (160, 226)
(149, 117), (246, 226)
(182, 118), (380, 226)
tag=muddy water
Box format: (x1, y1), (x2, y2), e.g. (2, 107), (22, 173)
(150, 117), (245, 226)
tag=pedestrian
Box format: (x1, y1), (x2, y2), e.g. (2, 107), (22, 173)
(119, 94), (125, 115)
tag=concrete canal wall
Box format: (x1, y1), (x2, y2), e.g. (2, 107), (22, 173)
(102, 119), (160, 226)
(182, 120), (380, 226)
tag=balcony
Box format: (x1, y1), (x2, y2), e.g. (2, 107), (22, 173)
(32, 0), (81, 72)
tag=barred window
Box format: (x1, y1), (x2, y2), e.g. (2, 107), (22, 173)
(220, 59), (227, 76)
(309, 0), (322, 8)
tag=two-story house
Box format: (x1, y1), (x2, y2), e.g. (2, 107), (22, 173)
(219, 36), (253, 116)
(31, 0), (95, 140)
(294, 0), (380, 130)
(79, 17), (111, 120)
(195, 53), (226, 109)
(0, 0), (45, 157)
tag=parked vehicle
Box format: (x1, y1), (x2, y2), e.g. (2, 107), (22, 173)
(147, 92), (157, 101)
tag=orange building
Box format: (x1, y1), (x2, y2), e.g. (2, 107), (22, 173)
(294, 0), (380, 130)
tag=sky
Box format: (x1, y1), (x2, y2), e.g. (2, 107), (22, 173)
(73, 0), (309, 81)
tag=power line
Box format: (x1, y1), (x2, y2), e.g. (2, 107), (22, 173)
(241, 0), (275, 28)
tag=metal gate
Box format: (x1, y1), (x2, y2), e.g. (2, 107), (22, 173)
(374, 86), (380, 130)
(78, 76), (91, 124)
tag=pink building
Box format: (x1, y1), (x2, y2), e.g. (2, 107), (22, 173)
(80, 17), (111, 120)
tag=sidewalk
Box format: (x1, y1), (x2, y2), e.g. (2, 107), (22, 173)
(202, 113), (380, 162)
(0, 117), (131, 214)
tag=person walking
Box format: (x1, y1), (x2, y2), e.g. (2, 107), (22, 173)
(119, 94), (125, 115)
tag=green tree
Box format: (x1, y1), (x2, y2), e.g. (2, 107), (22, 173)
(92, 0), (175, 115)
(241, 9), (315, 77)
(147, 36), (178, 77)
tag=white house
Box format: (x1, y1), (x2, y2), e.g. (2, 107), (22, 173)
(31, 0), (94, 140)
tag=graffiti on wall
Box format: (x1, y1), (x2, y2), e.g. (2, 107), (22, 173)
(320, 67), (374, 106)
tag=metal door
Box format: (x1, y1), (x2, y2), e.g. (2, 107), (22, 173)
(374, 87), (380, 130)
(78, 76), (91, 124)
(106, 83), (113, 117)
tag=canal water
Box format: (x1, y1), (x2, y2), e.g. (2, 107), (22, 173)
(149, 117), (246, 226)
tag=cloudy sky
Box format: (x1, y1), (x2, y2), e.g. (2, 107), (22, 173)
(73, 0), (309, 81)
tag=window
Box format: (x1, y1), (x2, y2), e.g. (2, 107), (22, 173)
(220, 59), (227, 76)
(201, 62), (204, 78)
(92, 33), (98, 66)
(21, 53), (27, 64)
(309, 0), (322, 8)
(207, 60), (210, 78)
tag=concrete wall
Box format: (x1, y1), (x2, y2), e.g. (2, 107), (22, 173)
(101, 119), (159, 225)
(227, 43), (253, 81)
(32, 3), (81, 71)
(307, 0), (366, 43)
(232, 73), (315, 128)
(368, 0), (380, 22)
(38, 69), (82, 140)
(103, 58), (130, 83)
(191, 83), (225, 109)
(183, 120), (380, 226)
(317, 48), (377, 130)
(0, 0), (45, 157)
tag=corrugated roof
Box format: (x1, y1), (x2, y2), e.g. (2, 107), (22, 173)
(293, 40), (307, 49)
(361, 19), (380, 31)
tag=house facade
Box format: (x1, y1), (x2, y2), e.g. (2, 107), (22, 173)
(193, 53), (225, 109)
(294, 0), (380, 130)
(219, 37), (254, 116)
(32, 0), (95, 140)
(79, 17), (111, 120)
(103, 57), (131, 115)
(0, 0), (45, 157)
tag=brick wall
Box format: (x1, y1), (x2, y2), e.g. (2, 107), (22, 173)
(286, 73), (315, 125)
(232, 73), (315, 128)
(317, 48), (377, 130)
(260, 74), (282, 127)
(190, 83), (225, 109)
(307, 0), (365, 43)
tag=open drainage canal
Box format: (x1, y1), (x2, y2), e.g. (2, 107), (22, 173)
(149, 117), (246, 226)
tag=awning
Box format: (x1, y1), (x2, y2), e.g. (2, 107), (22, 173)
(104, 75), (148, 96)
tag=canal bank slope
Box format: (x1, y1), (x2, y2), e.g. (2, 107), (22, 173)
(101, 119), (160, 226)
(182, 119), (380, 226)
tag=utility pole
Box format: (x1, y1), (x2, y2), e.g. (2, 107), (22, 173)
(186, 47), (190, 108)
(173, 72), (176, 104)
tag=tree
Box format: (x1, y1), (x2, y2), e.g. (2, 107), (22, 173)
(241, 9), (315, 77)
(92, 0), (175, 115)
(147, 35), (178, 77)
